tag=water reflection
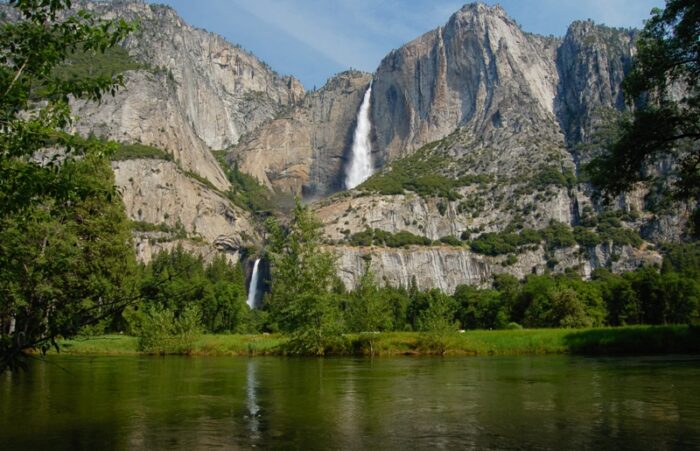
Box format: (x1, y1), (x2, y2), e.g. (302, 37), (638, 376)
(244, 359), (261, 437)
(0, 355), (699, 450)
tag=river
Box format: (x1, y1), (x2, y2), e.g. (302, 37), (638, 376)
(1, 355), (699, 449)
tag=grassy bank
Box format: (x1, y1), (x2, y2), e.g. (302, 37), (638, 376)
(55, 325), (700, 357)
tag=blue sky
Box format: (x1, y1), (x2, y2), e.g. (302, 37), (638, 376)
(146, 0), (664, 89)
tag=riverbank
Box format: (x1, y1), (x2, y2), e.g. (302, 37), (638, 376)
(55, 325), (700, 357)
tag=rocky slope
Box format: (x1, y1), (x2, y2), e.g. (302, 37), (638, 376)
(372, 4), (562, 162)
(82, 1), (304, 150)
(72, 70), (230, 191)
(65, 1), (304, 263)
(112, 159), (260, 263)
(334, 244), (661, 294)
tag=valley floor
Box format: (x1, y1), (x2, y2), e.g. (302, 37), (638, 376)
(54, 325), (700, 357)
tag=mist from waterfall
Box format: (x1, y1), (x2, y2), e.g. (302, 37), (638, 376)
(246, 258), (261, 309)
(345, 83), (374, 189)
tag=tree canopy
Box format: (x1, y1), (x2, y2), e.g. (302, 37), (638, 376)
(0, 0), (135, 371)
(265, 200), (343, 355)
(588, 0), (699, 202)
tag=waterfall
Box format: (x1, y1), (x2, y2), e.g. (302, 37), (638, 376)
(246, 258), (261, 309)
(345, 83), (374, 189)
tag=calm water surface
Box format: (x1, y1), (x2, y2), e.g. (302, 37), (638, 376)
(1, 355), (699, 450)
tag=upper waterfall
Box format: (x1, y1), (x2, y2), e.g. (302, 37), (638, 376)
(345, 83), (374, 189)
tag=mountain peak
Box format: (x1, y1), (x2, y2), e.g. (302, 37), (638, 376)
(458, 2), (507, 15)
(448, 2), (517, 33)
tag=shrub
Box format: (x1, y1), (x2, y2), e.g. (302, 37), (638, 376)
(470, 232), (517, 255)
(130, 305), (202, 355)
(574, 226), (601, 248)
(359, 144), (461, 199)
(531, 167), (569, 190)
(111, 143), (172, 161)
(439, 235), (462, 246)
(348, 229), (432, 247)
(542, 221), (576, 250)
(417, 291), (458, 354)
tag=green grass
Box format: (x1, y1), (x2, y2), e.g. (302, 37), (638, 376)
(58, 335), (140, 355)
(54, 326), (700, 357)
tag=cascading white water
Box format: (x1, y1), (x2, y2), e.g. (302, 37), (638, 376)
(345, 83), (374, 189)
(246, 259), (261, 309)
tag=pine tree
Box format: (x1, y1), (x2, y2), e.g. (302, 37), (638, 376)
(266, 199), (343, 355)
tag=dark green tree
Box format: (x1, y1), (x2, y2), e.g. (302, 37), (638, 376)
(453, 284), (507, 330)
(203, 256), (250, 333)
(346, 265), (393, 332)
(0, 0), (135, 371)
(593, 269), (642, 325)
(0, 156), (137, 370)
(588, 0), (699, 202)
(416, 289), (458, 354)
(139, 247), (209, 315)
(266, 199), (343, 355)
(345, 265), (393, 355)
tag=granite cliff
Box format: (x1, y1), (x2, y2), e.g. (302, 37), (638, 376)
(52, 2), (692, 291)
(232, 70), (373, 197)
(65, 1), (304, 261)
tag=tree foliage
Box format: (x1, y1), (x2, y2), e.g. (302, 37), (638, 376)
(266, 200), (343, 355)
(138, 249), (251, 334)
(0, 0), (135, 371)
(588, 0), (699, 201)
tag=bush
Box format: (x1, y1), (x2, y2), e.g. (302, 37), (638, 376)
(574, 226), (601, 247)
(130, 304), (203, 355)
(439, 235), (462, 246)
(542, 221), (576, 250)
(359, 145), (461, 199)
(348, 229), (432, 247)
(111, 143), (172, 161)
(470, 232), (518, 255)
(417, 291), (458, 354)
(531, 167), (571, 190)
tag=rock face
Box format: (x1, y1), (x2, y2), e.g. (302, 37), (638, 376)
(73, 71), (230, 191)
(73, 1), (306, 191)
(112, 159), (260, 262)
(84, 1), (304, 150)
(372, 4), (561, 162)
(309, 4), (673, 290)
(334, 244), (661, 294)
(229, 4), (639, 200)
(231, 71), (373, 197)
(555, 21), (636, 146)
(316, 187), (574, 243)
(67, 1), (303, 264)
